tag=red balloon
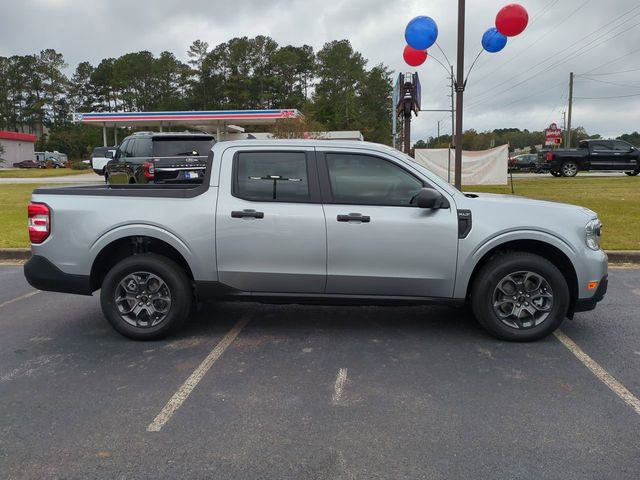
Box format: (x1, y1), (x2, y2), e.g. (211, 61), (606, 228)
(495, 3), (528, 37)
(403, 45), (428, 67)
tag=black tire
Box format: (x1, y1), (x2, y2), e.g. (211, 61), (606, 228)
(624, 170), (639, 176)
(100, 253), (192, 340)
(470, 252), (569, 342)
(560, 161), (578, 177)
(550, 170), (561, 177)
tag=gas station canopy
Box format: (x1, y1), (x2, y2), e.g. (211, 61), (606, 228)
(72, 109), (303, 145)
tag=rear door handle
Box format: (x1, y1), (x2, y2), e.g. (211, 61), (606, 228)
(231, 209), (264, 219)
(337, 213), (370, 223)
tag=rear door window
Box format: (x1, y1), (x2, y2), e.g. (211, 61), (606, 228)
(592, 141), (613, 151)
(234, 151), (310, 202)
(133, 138), (152, 158)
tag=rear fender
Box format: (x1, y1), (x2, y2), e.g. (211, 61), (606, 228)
(88, 223), (208, 281)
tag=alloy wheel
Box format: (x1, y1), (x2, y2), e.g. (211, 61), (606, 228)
(114, 271), (172, 328)
(492, 271), (554, 329)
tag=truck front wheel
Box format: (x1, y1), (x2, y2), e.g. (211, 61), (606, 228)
(100, 253), (192, 340)
(560, 161), (578, 177)
(471, 252), (569, 341)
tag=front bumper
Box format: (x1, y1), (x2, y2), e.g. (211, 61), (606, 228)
(573, 275), (608, 313)
(24, 255), (93, 296)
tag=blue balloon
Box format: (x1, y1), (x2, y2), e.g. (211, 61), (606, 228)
(482, 27), (507, 53)
(405, 16), (438, 51)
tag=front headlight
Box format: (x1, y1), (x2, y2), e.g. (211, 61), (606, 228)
(585, 218), (602, 250)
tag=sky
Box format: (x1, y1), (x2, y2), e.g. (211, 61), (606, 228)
(1, 0), (639, 142)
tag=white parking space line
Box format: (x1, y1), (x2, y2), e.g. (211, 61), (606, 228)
(147, 314), (252, 432)
(332, 368), (348, 405)
(0, 290), (40, 309)
(554, 330), (640, 416)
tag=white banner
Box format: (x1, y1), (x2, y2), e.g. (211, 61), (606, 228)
(414, 144), (509, 185)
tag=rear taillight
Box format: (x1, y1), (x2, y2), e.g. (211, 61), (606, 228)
(28, 202), (50, 244)
(546, 152), (553, 162)
(143, 161), (155, 180)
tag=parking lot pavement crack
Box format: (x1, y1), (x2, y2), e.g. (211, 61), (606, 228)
(554, 329), (640, 417)
(146, 314), (252, 432)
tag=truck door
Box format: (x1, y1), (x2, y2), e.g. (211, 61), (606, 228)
(612, 140), (636, 170)
(589, 141), (615, 170)
(216, 147), (327, 293)
(317, 149), (458, 298)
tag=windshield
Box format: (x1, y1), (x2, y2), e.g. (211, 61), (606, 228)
(152, 138), (214, 157)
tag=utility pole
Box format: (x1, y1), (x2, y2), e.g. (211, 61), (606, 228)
(449, 65), (455, 183)
(567, 72), (574, 148)
(391, 83), (397, 149)
(403, 108), (411, 155)
(453, 0), (466, 189)
(562, 111), (566, 147)
(437, 120), (440, 144)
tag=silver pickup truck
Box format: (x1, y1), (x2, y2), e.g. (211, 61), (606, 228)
(24, 140), (608, 341)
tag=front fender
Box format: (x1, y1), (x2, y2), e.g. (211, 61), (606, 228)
(453, 229), (577, 299)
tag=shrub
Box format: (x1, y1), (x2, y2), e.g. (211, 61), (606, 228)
(71, 161), (90, 170)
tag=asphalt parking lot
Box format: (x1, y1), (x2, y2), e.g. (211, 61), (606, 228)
(1, 264), (639, 479)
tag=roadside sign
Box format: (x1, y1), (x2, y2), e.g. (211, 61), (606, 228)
(545, 123), (562, 147)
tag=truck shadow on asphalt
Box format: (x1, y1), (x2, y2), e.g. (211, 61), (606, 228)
(181, 301), (491, 342)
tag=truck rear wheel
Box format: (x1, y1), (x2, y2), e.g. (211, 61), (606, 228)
(100, 253), (192, 340)
(560, 161), (578, 177)
(471, 252), (569, 341)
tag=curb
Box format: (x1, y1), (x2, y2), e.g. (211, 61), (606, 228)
(0, 249), (31, 260)
(1, 248), (639, 264)
(605, 250), (640, 264)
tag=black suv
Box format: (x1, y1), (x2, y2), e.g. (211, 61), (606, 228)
(105, 132), (215, 184)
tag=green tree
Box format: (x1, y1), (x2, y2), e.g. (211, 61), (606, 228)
(69, 61), (95, 113)
(359, 64), (393, 144)
(618, 131), (640, 146)
(313, 40), (367, 130)
(187, 39), (210, 109)
(91, 58), (117, 111)
(38, 49), (68, 125)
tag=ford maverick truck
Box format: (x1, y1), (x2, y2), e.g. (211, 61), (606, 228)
(24, 140), (608, 341)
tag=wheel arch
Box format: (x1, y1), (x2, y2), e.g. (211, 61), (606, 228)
(89, 231), (195, 292)
(463, 238), (579, 314)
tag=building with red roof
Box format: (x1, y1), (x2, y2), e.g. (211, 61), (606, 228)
(0, 130), (37, 167)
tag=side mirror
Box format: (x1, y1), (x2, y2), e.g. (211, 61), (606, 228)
(105, 151), (114, 159)
(416, 188), (450, 209)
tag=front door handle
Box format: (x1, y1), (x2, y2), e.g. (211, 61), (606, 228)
(337, 213), (370, 223)
(231, 209), (264, 219)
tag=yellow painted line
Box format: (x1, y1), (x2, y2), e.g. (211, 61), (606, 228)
(554, 329), (640, 416)
(147, 314), (251, 432)
(0, 290), (40, 309)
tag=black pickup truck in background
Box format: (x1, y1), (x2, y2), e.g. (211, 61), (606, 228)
(539, 139), (640, 177)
